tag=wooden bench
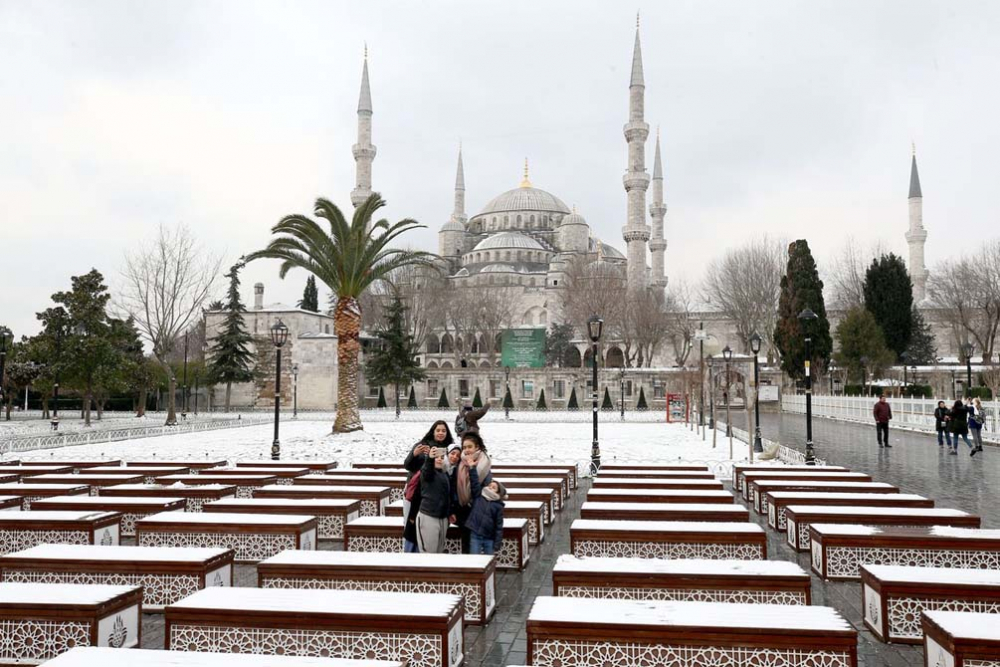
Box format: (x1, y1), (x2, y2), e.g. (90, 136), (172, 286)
(345, 516), (530, 571)
(43, 647), (404, 667)
(0, 583), (142, 662)
(0, 510), (121, 553)
(0, 464), (74, 477)
(0, 482), (90, 509)
(164, 587), (464, 667)
(86, 466), (191, 483)
(590, 478), (725, 491)
(258, 550), (497, 625)
(765, 491), (934, 532)
(255, 483), (391, 516)
(20, 460), (121, 473)
(206, 467), (310, 484)
(491, 463), (579, 490)
(136, 511), (317, 562)
(294, 474), (407, 503)
(597, 464), (709, 471)
(733, 463), (848, 493)
(922, 610), (1000, 667)
(597, 469), (717, 480)
(570, 519), (766, 560)
(503, 488), (556, 524)
(785, 506), (980, 551)
(125, 460), (228, 470)
(493, 477), (566, 509)
(31, 495), (187, 537)
(487, 470), (571, 497)
(0, 544), (233, 611)
(0, 495), (24, 511)
(552, 554), (811, 604)
(99, 483), (238, 511)
(741, 470), (871, 503)
(0, 473), (23, 486)
(810, 524), (1000, 581)
(586, 488), (735, 505)
(749, 480), (898, 515)
(158, 474), (279, 498)
(526, 596), (856, 667)
(204, 497), (361, 540)
(580, 501), (749, 523)
(385, 498), (546, 545)
(860, 564), (1000, 644)
(31, 473), (146, 495)
(237, 460), (339, 472)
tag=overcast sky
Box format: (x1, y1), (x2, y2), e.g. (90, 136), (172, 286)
(3, 0), (999, 338)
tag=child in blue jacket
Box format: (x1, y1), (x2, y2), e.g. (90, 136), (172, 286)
(464, 453), (506, 555)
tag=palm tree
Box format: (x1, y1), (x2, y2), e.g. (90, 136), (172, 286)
(247, 194), (435, 432)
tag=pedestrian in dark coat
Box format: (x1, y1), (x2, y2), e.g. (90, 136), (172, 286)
(873, 395), (893, 448)
(934, 401), (952, 449)
(949, 399), (973, 454)
(456, 404), (490, 437)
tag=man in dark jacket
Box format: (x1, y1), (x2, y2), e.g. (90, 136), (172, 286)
(934, 401), (952, 448)
(456, 404), (490, 437)
(873, 395), (892, 448)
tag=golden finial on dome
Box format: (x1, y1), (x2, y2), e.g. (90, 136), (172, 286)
(519, 157), (532, 188)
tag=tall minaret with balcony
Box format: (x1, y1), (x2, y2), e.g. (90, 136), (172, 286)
(622, 19), (651, 289)
(438, 145), (467, 260)
(906, 146), (929, 301)
(350, 47), (376, 209)
(649, 128), (667, 288)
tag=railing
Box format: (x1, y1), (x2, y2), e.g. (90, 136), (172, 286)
(715, 419), (828, 468)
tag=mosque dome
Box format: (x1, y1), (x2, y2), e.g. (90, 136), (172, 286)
(560, 209), (588, 226)
(473, 231), (545, 252)
(599, 242), (626, 260)
(440, 219), (465, 232)
(479, 263), (524, 274)
(478, 187), (571, 216)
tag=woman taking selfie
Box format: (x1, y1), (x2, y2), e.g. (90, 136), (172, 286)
(402, 421), (453, 552)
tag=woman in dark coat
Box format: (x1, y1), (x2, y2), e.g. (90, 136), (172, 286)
(948, 399), (973, 455)
(402, 421), (453, 552)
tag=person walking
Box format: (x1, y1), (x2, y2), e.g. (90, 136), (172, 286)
(402, 421), (453, 553)
(416, 445), (452, 553)
(873, 395), (893, 448)
(465, 454), (506, 556)
(934, 401), (952, 449)
(969, 397), (986, 456)
(455, 404), (490, 438)
(948, 399), (974, 455)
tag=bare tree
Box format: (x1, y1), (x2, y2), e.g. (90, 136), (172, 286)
(119, 224), (222, 425)
(561, 256), (627, 353)
(473, 285), (519, 364)
(827, 237), (888, 311)
(623, 288), (671, 368)
(664, 279), (698, 366)
(928, 242), (1000, 363)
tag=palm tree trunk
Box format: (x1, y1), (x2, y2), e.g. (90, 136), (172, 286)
(333, 296), (363, 433)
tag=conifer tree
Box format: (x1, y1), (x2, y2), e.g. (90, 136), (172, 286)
(601, 386), (613, 410)
(363, 297), (426, 417)
(438, 387), (450, 408)
(407, 385), (417, 409)
(472, 387), (483, 408)
(904, 307), (937, 365)
(636, 386), (648, 410)
(502, 386), (513, 410)
(567, 387), (579, 409)
(376, 386), (387, 408)
(863, 253), (914, 360)
(207, 262), (255, 411)
(298, 276), (320, 312)
(774, 240), (833, 380)
(536, 388), (547, 410)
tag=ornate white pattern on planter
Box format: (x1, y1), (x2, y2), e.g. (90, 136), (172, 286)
(485, 574), (495, 617)
(965, 661), (1000, 667)
(823, 546), (1000, 579)
(447, 619), (462, 667)
(2, 569), (202, 610)
(863, 584), (882, 632)
(0, 619), (91, 664)
(531, 639), (852, 667)
(558, 585), (807, 605)
(388, 488), (404, 503)
(777, 506), (788, 529)
(235, 487), (256, 499)
(887, 597), (1000, 641)
(0, 529), (90, 555)
(768, 504), (776, 528)
(359, 500), (379, 517)
(170, 624), (443, 667)
(347, 535), (403, 553)
(525, 517), (539, 544)
(798, 522), (812, 549)
(276, 479), (294, 486)
(138, 530), (296, 561)
(263, 577), (482, 622)
(786, 519), (798, 548)
(316, 515), (344, 540)
(572, 540), (763, 560)
(812, 540), (823, 573)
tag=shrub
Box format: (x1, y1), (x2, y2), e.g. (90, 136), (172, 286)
(567, 387), (579, 409)
(636, 386), (648, 410)
(536, 389), (547, 410)
(437, 388), (449, 408)
(376, 387), (387, 408)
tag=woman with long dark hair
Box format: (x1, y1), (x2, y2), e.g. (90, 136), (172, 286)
(402, 420), (453, 552)
(948, 399), (973, 455)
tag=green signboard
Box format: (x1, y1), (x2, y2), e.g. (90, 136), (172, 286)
(501, 328), (546, 368)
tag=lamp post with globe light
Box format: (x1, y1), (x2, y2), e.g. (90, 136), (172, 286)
(749, 333), (763, 454)
(587, 314), (603, 474)
(269, 319), (289, 460)
(798, 308), (819, 465)
(962, 342), (975, 396)
(722, 345), (733, 457)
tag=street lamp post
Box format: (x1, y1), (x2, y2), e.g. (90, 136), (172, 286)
(901, 352), (910, 393)
(269, 319), (289, 461)
(504, 365), (511, 420)
(749, 333), (763, 454)
(181, 333), (189, 420)
(951, 370), (957, 399)
(0, 327), (11, 420)
(860, 356), (870, 397)
(722, 346), (733, 457)
(193, 371), (199, 416)
(619, 367), (625, 421)
(798, 308), (819, 465)
(695, 324), (708, 439)
(829, 362), (836, 396)
(292, 364), (299, 419)
(587, 315), (603, 474)
(962, 342), (975, 396)
(708, 357), (717, 448)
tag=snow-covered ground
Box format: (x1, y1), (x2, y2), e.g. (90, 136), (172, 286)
(6, 416), (751, 474)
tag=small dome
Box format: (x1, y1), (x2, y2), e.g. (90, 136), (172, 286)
(454, 268), (470, 277)
(561, 209), (588, 226)
(473, 231), (545, 252)
(600, 242), (626, 260)
(477, 187), (571, 216)
(440, 219), (465, 232)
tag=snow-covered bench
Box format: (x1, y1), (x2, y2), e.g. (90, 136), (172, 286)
(158, 474), (279, 499)
(0, 464), (74, 477)
(493, 477), (565, 510)
(164, 588), (465, 667)
(596, 469), (717, 480)
(344, 516), (530, 571)
(99, 483), (237, 512)
(0, 510), (120, 553)
(765, 491), (933, 531)
(136, 511), (317, 562)
(923, 610), (1000, 667)
(491, 463), (579, 490)
(488, 470), (571, 498)
(0, 544), (232, 611)
(20, 460), (120, 471)
(0, 583), (142, 663)
(0, 496), (20, 511)
(88, 466), (191, 483)
(44, 647), (403, 667)
(203, 497), (361, 540)
(786, 506), (980, 551)
(586, 488), (735, 505)
(124, 459), (227, 470)
(526, 596), (856, 667)
(749, 480), (898, 515)
(580, 501), (749, 523)
(295, 474), (407, 503)
(205, 467), (310, 484)
(255, 483), (391, 516)
(30, 473), (145, 496)
(503, 488), (556, 524)
(732, 463), (848, 494)
(0, 482), (90, 509)
(385, 498), (546, 545)
(861, 565), (1000, 644)
(258, 550), (497, 625)
(590, 478), (725, 491)
(552, 555), (811, 604)
(570, 519), (766, 560)
(741, 470), (871, 503)
(236, 460), (339, 472)
(31, 495), (187, 536)
(0, 473), (21, 486)
(599, 463), (709, 471)
(810, 524), (1000, 580)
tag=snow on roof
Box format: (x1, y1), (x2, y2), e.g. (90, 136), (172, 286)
(139, 512), (314, 526)
(786, 506), (971, 517)
(0, 582), (137, 605)
(582, 502), (747, 514)
(572, 519), (763, 534)
(171, 587), (461, 617)
(743, 471), (869, 479)
(554, 555), (806, 577)
(0, 483), (89, 492)
(349, 516), (404, 527)
(862, 565), (1000, 585)
(44, 648), (403, 667)
(262, 551), (494, 570)
(924, 610), (1000, 641)
(492, 477), (563, 484)
(1, 544), (229, 562)
(308, 474), (405, 482)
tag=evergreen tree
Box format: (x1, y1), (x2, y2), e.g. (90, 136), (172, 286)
(567, 387), (579, 409)
(833, 307), (896, 387)
(376, 386), (387, 408)
(363, 297), (427, 417)
(437, 387), (450, 408)
(774, 240), (833, 380)
(207, 262), (255, 411)
(863, 253), (914, 359)
(601, 386), (613, 410)
(636, 386), (648, 410)
(536, 388), (547, 410)
(472, 387), (483, 408)
(904, 307), (937, 365)
(407, 385), (417, 409)
(298, 276), (320, 313)
(545, 322), (576, 367)
(502, 386), (513, 409)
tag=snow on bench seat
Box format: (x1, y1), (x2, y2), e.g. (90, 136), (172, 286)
(502, 488), (556, 524)
(591, 477), (725, 491)
(31, 495), (186, 536)
(86, 467), (191, 483)
(526, 596), (855, 667)
(157, 474), (279, 499)
(492, 477), (566, 509)
(294, 474), (407, 503)
(732, 463), (848, 493)
(0, 544), (233, 611)
(345, 516), (530, 571)
(487, 469), (572, 495)
(597, 469), (717, 480)
(765, 491), (934, 531)
(570, 519), (766, 560)
(786, 505), (980, 551)
(861, 564), (1000, 644)
(20, 460), (120, 469)
(236, 460), (339, 472)
(136, 511), (317, 562)
(254, 483), (391, 517)
(741, 471), (871, 502)
(0, 474), (22, 487)
(204, 467), (310, 484)
(258, 550), (497, 625)
(124, 460), (228, 470)
(810, 524), (1000, 581)
(29, 474), (146, 495)
(98, 483), (237, 512)
(553, 554), (810, 604)
(600, 463), (709, 471)
(580, 502), (749, 523)
(0, 496), (22, 512)
(164, 587), (464, 667)
(0, 510), (121, 553)
(385, 498), (546, 545)
(586, 487), (735, 505)
(203, 497), (361, 540)
(0, 583), (142, 663)
(44, 647), (403, 667)
(485, 462), (579, 489)
(0, 482), (90, 509)
(749, 480), (898, 515)
(0, 464), (74, 477)
(923, 610), (1000, 667)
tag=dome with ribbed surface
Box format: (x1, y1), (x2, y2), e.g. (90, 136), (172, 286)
(440, 219), (465, 232)
(473, 232), (545, 252)
(561, 211), (588, 226)
(477, 187), (570, 216)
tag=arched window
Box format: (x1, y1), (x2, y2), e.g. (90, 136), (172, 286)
(485, 251), (490, 262)
(504, 215), (509, 224)
(441, 361), (453, 369)
(606, 346), (625, 368)
(516, 215), (522, 224)
(530, 215), (535, 224)
(505, 251), (511, 261)
(425, 334), (440, 354)
(440, 334), (454, 354)
(495, 334), (503, 353)
(539, 310), (548, 325)
(427, 360), (438, 369)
